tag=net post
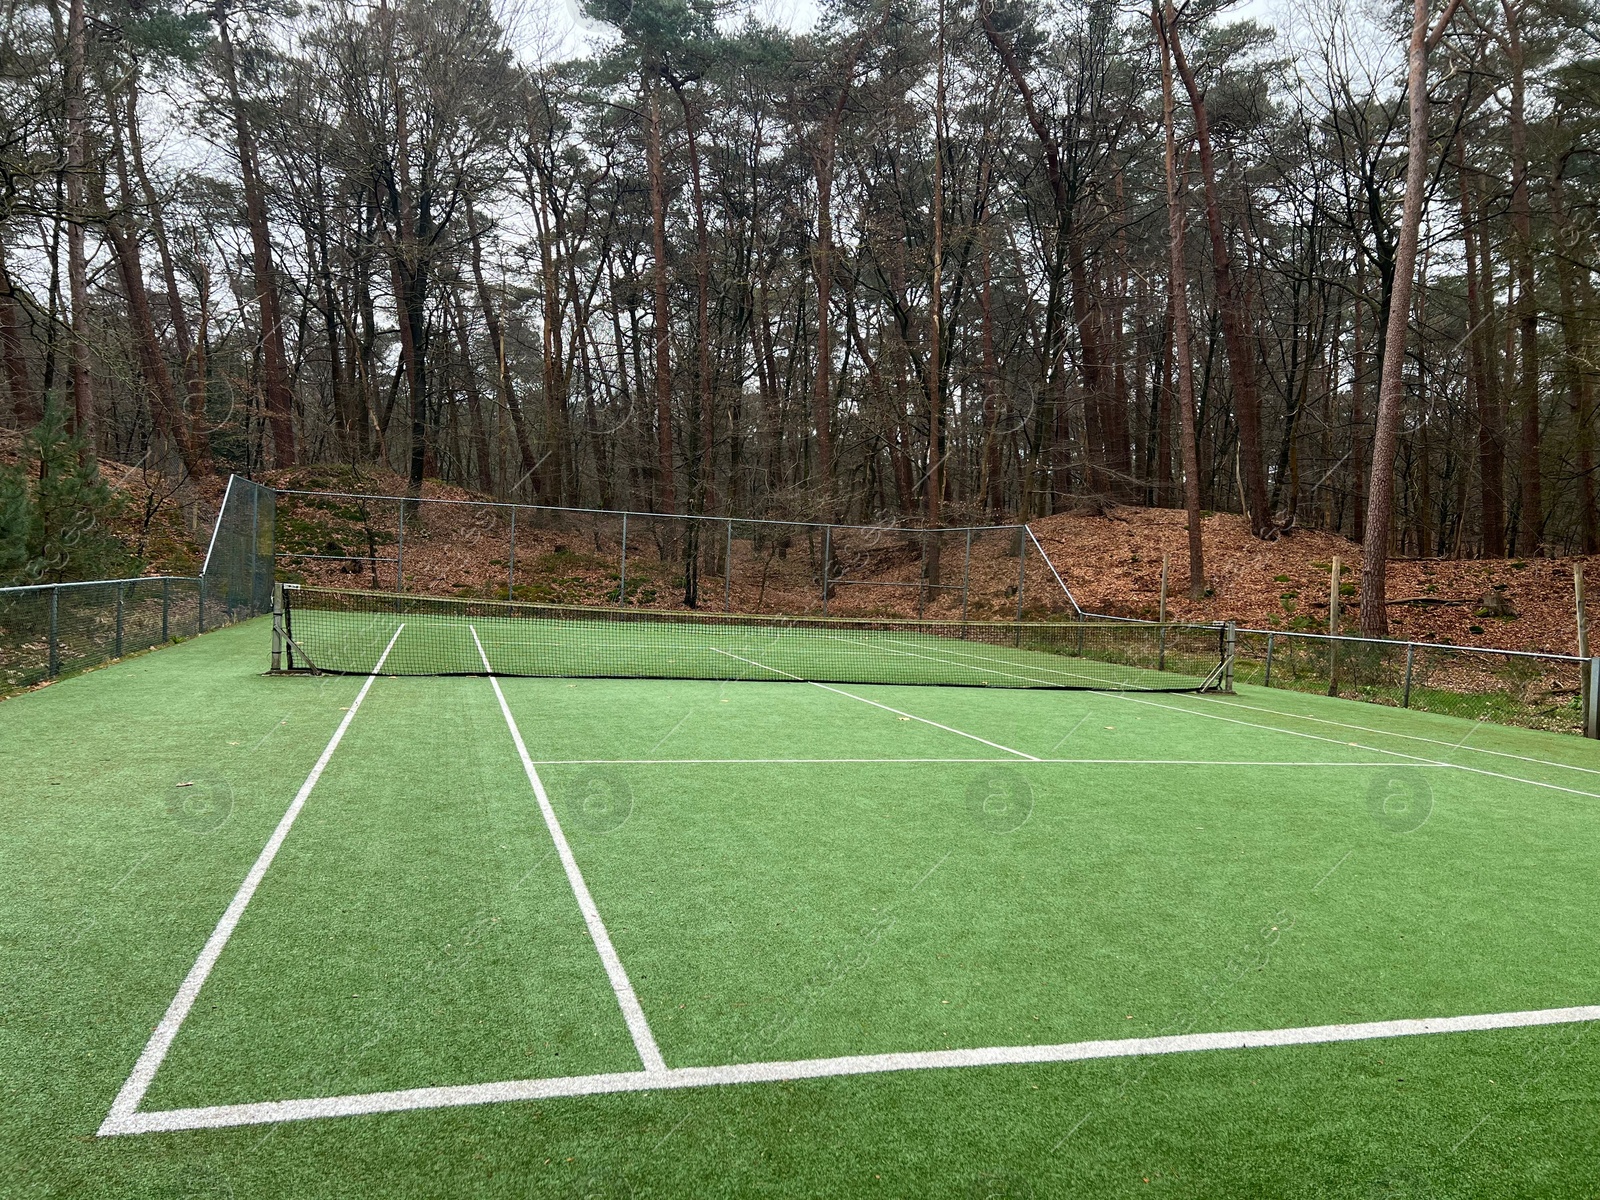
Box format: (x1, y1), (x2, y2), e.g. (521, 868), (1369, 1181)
(961, 528), (972, 626)
(1015, 529), (1027, 622)
(1587, 657), (1600, 738)
(508, 507), (516, 598)
(822, 525), (832, 615)
(724, 518), (733, 613)
(114, 586), (124, 659)
(618, 512), (628, 605)
(1158, 624), (1167, 672)
(271, 582), (284, 672)
(198, 574), (206, 633)
(1402, 642), (1415, 708)
(161, 576), (170, 642)
(1222, 621), (1237, 693)
(395, 504), (406, 592)
(1263, 631), (1274, 687)
(48, 586), (59, 678)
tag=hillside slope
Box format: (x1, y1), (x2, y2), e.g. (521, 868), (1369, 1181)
(10, 444), (1584, 658)
(1029, 506), (1586, 656)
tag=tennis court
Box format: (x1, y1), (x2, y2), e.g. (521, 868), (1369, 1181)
(8, 610), (1600, 1197)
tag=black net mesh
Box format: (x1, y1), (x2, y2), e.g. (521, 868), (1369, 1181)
(277, 584), (1226, 692)
(201, 475), (276, 620)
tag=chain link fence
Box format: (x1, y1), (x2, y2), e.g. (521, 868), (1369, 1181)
(1230, 628), (1588, 736)
(0, 475), (276, 694)
(272, 491), (1084, 622)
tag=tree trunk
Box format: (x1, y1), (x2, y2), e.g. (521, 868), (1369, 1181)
(1502, 0), (1542, 554)
(104, 114), (205, 477)
(215, 1), (294, 467)
(0, 241), (38, 425)
(1549, 169), (1599, 555)
(1359, 0), (1462, 637)
(1157, 2), (1205, 599)
(646, 77), (676, 512)
(1167, 15), (1274, 537)
(65, 0), (95, 455)
(467, 204), (541, 498)
(1457, 153), (1503, 555)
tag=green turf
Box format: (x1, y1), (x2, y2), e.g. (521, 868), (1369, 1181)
(5, 617), (1600, 1197)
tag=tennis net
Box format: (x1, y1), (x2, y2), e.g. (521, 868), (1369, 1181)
(274, 585), (1232, 692)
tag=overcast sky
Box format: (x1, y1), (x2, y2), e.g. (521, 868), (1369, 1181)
(512, 0), (1323, 65)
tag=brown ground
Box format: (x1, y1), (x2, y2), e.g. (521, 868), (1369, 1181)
(1026, 506), (1588, 655)
(9, 444), (1583, 656)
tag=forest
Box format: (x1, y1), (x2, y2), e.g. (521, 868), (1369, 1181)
(1, 0), (1598, 634)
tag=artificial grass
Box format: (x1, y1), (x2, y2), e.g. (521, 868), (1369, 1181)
(4, 617), (1600, 1197)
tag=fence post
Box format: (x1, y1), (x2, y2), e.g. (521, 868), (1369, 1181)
(1264, 632), (1275, 687)
(618, 513), (628, 605)
(114, 586), (124, 659)
(508, 507), (516, 598)
(271, 582), (284, 673)
(395, 505), (406, 593)
(918, 531), (927, 619)
(1326, 556), (1341, 697)
(822, 526), (832, 615)
(724, 518), (734, 613)
(161, 576), (170, 642)
(249, 482), (260, 617)
(1402, 643), (1416, 709)
(961, 528), (973, 625)
(1015, 530), (1027, 621)
(1587, 658), (1600, 739)
(198, 575), (206, 633)
(48, 586), (59, 678)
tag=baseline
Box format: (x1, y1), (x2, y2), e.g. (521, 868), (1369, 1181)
(528, 758), (1418, 767)
(103, 1003), (1600, 1135)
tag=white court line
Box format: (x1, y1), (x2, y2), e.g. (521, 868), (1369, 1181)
(1202, 694), (1600, 777)
(528, 758), (1415, 767)
(708, 647), (1039, 761)
(100, 1003), (1600, 1135)
(471, 626), (666, 1074)
(98, 624), (407, 1136)
(1106, 693), (1600, 801)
